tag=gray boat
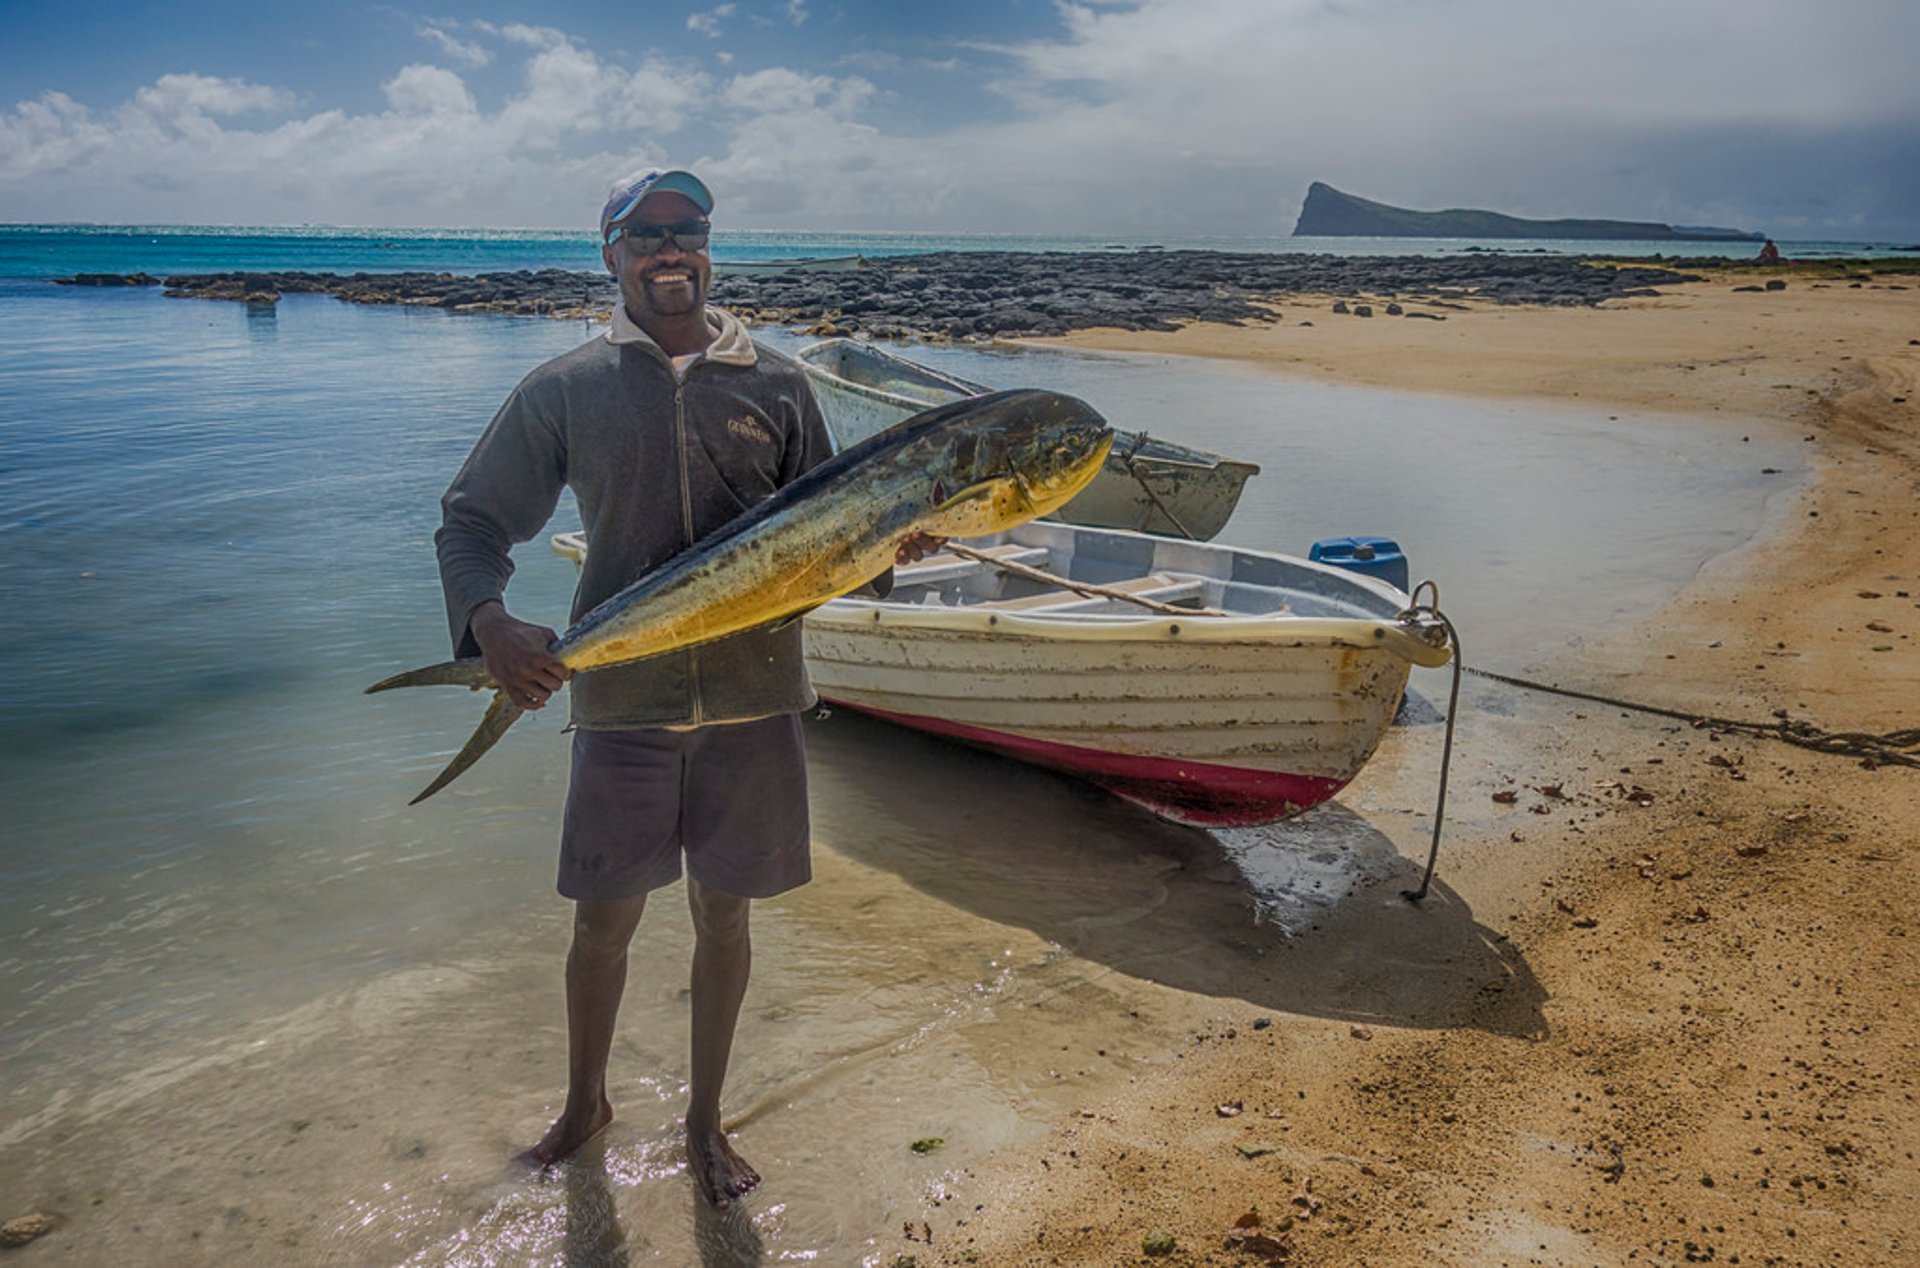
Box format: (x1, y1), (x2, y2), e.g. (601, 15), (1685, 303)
(796, 338), (1259, 541)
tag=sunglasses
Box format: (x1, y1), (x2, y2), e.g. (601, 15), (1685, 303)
(606, 219), (711, 252)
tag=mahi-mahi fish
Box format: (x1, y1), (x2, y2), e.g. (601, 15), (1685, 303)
(369, 389), (1115, 803)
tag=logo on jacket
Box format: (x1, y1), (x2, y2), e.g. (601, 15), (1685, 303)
(727, 415), (775, 446)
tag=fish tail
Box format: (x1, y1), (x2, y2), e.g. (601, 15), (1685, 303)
(408, 689), (527, 804)
(364, 657), (496, 694)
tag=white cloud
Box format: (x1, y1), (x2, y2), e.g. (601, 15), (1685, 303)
(130, 73), (292, 120)
(0, 42), (713, 226)
(416, 22), (492, 69)
(786, 0), (808, 24)
(383, 64), (476, 116)
(687, 5), (737, 39)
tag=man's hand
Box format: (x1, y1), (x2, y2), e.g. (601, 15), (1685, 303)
(895, 531), (947, 565)
(470, 601), (570, 710)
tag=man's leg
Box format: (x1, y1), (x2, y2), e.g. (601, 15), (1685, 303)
(685, 875), (759, 1208)
(528, 892), (650, 1166)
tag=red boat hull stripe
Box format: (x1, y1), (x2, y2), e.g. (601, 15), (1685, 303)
(825, 699), (1346, 827)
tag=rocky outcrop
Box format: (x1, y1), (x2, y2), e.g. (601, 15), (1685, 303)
(1294, 182), (1763, 242)
(111, 252), (1707, 340)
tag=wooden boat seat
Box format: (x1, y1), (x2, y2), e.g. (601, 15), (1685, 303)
(892, 543), (1051, 587)
(981, 573), (1208, 612)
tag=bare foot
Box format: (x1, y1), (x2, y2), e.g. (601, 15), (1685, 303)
(687, 1121), (760, 1209)
(522, 1097), (613, 1168)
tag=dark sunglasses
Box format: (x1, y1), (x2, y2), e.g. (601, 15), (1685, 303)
(606, 219), (711, 252)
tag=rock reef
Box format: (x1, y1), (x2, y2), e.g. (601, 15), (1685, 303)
(61, 252), (1703, 339)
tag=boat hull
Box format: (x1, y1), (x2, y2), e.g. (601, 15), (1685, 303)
(801, 522), (1444, 827)
(797, 339), (1258, 540)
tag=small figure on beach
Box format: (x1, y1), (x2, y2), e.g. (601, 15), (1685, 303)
(1755, 238), (1781, 265)
(431, 166), (931, 1208)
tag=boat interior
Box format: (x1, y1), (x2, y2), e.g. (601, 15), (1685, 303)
(883, 526), (1404, 622)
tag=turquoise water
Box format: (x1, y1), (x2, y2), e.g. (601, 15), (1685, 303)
(0, 276), (1804, 1262)
(4, 222), (1912, 280)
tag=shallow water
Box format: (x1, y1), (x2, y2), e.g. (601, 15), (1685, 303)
(0, 286), (1802, 1263)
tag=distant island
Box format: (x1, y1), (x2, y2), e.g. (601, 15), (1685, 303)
(1293, 181), (1763, 242)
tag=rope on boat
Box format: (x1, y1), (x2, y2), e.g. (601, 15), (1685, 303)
(1113, 432), (1200, 541)
(1461, 666), (1920, 769)
(941, 542), (1232, 617)
(1398, 581), (1463, 904)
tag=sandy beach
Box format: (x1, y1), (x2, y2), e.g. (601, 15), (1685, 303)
(905, 273), (1920, 1265)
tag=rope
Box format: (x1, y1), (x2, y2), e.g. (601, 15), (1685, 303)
(1397, 580), (1462, 904)
(1463, 666), (1920, 769)
(941, 541), (1232, 617)
(1113, 433), (1200, 540)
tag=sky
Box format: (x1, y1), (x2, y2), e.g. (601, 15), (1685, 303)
(2, 0), (1917, 239)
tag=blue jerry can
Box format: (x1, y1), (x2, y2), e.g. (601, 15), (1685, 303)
(1308, 536), (1410, 593)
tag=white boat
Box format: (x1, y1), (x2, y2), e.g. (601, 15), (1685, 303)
(551, 523), (1451, 828)
(796, 338), (1260, 541)
(714, 254), (865, 275)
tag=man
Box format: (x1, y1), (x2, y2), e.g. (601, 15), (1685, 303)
(434, 167), (930, 1208)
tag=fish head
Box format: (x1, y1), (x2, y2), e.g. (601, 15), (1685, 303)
(917, 390), (1115, 536)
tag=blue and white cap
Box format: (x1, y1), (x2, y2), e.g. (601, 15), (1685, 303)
(600, 168), (714, 243)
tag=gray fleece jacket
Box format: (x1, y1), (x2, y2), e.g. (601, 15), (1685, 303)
(435, 306), (833, 729)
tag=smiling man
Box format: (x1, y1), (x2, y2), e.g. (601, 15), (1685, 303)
(432, 167), (921, 1209)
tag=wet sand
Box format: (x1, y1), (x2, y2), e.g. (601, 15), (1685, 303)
(909, 276), (1920, 1264)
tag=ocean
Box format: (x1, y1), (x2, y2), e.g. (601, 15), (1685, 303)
(0, 227), (1807, 1263)
(3, 222), (1912, 281)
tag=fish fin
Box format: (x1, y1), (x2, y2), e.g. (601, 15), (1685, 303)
(765, 602), (825, 633)
(366, 657), (496, 694)
(409, 689), (526, 804)
(934, 480), (1001, 512)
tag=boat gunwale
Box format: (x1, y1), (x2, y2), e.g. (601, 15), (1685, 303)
(805, 600), (1451, 667)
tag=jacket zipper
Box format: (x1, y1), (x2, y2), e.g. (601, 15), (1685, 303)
(673, 379), (705, 727)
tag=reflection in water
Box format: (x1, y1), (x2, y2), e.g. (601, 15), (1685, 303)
(563, 1157), (631, 1267)
(244, 299), (278, 336)
(691, 1188), (765, 1268)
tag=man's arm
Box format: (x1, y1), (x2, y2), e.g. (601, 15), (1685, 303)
(434, 383), (572, 705)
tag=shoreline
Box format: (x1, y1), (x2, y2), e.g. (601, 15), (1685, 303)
(910, 278), (1920, 1264)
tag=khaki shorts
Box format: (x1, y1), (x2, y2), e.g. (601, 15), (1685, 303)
(558, 714), (811, 901)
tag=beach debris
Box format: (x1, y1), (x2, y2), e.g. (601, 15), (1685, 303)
(1349, 1025), (1373, 1041)
(1142, 1229), (1178, 1256)
(909, 1137), (945, 1154)
(1491, 789), (1519, 804)
(1236, 1143), (1283, 1159)
(368, 390), (1114, 802)
(1573, 916), (1600, 929)
(1225, 1207), (1294, 1261)
(1736, 844), (1770, 858)
(902, 1220), (934, 1243)
(1535, 783), (1567, 799)
(1, 1214), (56, 1247)
(1217, 1099), (1245, 1117)
(1685, 906), (1713, 924)
(1289, 1176), (1322, 1217)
